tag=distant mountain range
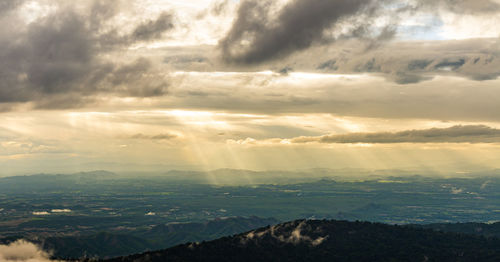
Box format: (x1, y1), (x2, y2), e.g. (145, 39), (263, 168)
(0, 170), (118, 192)
(99, 219), (500, 262)
(4, 168), (500, 186)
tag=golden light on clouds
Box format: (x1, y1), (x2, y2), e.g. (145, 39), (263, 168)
(1, 0), (500, 175)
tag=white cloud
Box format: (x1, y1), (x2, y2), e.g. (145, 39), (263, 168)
(32, 211), (50, 216)
(0, 240), (63, 262)
(50, 209), (71, 213)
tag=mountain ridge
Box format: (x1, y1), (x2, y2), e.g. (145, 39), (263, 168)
(98, 219), (500, 262)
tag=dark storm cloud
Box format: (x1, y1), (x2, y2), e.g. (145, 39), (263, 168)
(25, 11), (97, 95)
(289, 125), (500, 144)
(219, 0), (500, 66)
(0, 9), (99, 104)
(219, 0), (383, 64)
(0, 2), (175, 109)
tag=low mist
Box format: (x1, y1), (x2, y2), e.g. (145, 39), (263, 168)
(0, 240), (62, 262)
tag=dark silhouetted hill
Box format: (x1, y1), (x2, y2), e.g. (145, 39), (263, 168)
(101, 219), (500, 262)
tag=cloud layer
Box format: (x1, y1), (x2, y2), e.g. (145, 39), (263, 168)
(2, 0), (500, 173)
(1, 0), (500, 112)
(234, 125), (500, 145)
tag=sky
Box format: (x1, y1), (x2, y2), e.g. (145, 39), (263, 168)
(1, 0), (500, 176)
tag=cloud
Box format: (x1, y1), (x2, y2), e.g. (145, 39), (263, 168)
(130, 133), (178, 140)
(51, 209), (71, 213)
(89, 0), (121, 32)
(210, 0), (230, 16)
(164, 55), (209, 65)
(233, 125), (500, 145)
(167, 70), (500, 121)
(219, 0), (387, 64)
(309, 125), (500, 144)
(0, 0), (24, 16)
(23, 11), (99, 95)
(131, 12), (174, 42)
(219, 0), (500, 69)
(107, 58), (169, 97)
(0, 2), (173, 109)
(418, 0), (500, 14)
(0, 140), (58, 156)
(1, 0), (500, 113)
(32, 211), (50, 216)
(283, 38), (500, 83)
(0, 240), (62, 262)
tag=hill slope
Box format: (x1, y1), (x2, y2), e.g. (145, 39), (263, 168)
(18, 217), (277, 259)
(102, 219), (500, 262)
